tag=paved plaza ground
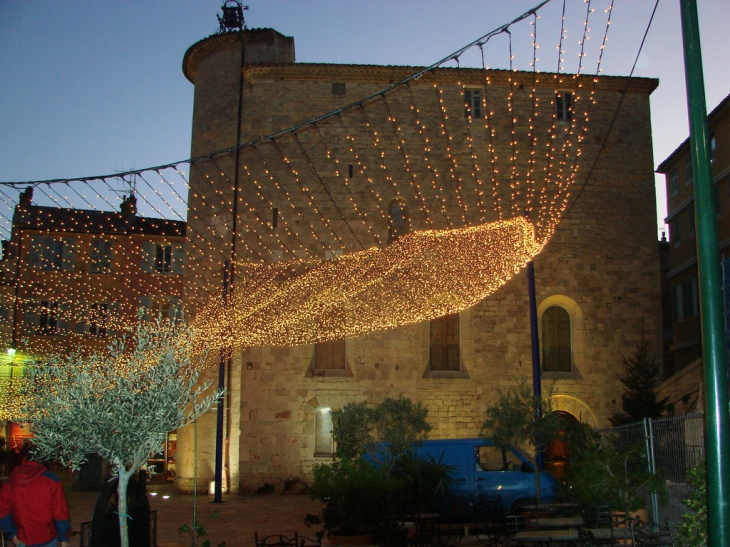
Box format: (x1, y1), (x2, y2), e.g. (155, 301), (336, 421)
(65, 482), (323, 547)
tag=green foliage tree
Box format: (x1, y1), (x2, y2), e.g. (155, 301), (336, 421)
(563, 441), (665, 514)
(481, 380), (564, 501)
(611, 337), (669, 425)
(23, 318), (222, 547)
(678, 460), (707, 547)
(332, 395), (431, 466)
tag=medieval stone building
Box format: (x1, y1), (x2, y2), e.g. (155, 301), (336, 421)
(177, 28), (662, 494)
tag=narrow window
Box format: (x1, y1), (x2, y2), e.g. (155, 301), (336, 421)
(669, 167), (679, 194)
(314, 406), (334, 456)
(272, 207), (278, 228)
(315, 339), (346, 370)
(670, 218), (680, 244)
(89, 239), (113, 274)
(429, 313), (460, 371)
(348, 164), (354, 178)
(464, 89), (482, 119)
(542, 306), (571, 372)
(155, 245), (173, 273)
(556, 92), (573, 121)
(685, 154), (693, 184)
(388, 198), (409, 244)
(710, 133), (717, 163)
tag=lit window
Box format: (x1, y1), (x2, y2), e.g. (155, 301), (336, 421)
(314, 406), (334, 456)
(556, 92), (572, 121)
(315, 339), (345, 370)
(28, 237), (76, 271)
(89, 239), (113, 274)
(464, 89), (482, 119)
(542, 306), (571, 372)
(710, 133), (717, 163)
(429, 313), (460, 371)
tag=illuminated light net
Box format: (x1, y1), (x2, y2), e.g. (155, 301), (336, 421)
(194, 217), (540, 348)
(0, 0), (646, 357)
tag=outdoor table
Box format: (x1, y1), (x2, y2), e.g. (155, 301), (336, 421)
(514, 528), (580, 544)
(530, 516), (584, 529)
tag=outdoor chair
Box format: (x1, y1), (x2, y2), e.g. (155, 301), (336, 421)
(633, 519), (675, 547)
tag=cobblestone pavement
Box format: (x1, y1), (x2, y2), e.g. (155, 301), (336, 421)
(66, 483), (323, 547)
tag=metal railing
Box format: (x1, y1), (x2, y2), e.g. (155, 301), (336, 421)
(600, 412), (705, 528)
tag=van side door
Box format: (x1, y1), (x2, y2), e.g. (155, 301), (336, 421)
(473, 444), (532, 510)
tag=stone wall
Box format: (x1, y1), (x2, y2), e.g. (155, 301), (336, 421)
(179, 30), (662, 493)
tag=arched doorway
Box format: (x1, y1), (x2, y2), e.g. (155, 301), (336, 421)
(545, 411), (579, 481)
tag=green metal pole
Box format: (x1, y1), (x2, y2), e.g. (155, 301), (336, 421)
(679, 1), (730, 545)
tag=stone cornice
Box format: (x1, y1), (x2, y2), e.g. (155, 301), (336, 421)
(241, 63), (658, 93)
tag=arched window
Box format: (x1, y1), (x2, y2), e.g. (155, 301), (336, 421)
(542, 306), (571, 372)
(388, 198), (409, 244)
(429, 312), (460, 371)
(314, 406), (333, 456)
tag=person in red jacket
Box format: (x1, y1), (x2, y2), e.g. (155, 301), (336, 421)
(0, 444), (69, 547)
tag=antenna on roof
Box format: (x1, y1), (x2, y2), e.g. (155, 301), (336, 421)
(112, 167), (137, 201)
(217, 1), (248, 33)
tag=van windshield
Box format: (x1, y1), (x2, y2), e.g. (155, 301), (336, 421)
(476, 445), (521, 471)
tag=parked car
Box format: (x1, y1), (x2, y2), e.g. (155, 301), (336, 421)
(413, 438), (558, 512)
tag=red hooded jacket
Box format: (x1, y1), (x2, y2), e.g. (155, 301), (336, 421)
(0, 461), (70, 547)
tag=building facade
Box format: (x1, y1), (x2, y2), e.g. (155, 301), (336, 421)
(0, 188), (186, 478)
(177, 29), (663, 493)
(656, 92), (730, 412)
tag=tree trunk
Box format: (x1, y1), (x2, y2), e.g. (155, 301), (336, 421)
(116, 464), (132, 547)
(533, 455), (542, 503)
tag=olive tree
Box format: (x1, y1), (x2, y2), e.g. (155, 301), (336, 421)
(481, 381), (564, 502)
(23, 318), (222, 547)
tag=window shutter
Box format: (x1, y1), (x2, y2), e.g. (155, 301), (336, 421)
(142, 242), (155, 273)
(104, 240), (113, 270)
(63, 238), (76, 271)
(57, 301), (70, 332)
(28, 236), (42, 268)
(172, 244), (185, 274)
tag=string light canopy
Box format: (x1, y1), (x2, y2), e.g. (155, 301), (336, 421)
(0, 0), (661, 356)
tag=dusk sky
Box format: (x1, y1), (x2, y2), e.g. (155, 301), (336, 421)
(1, 0), (729, 237)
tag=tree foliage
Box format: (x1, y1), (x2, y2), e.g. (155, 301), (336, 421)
(332, 395), (431, 465)
(23, 317), (222, 547)
(611, 337), (669, 425)
(481, 380), (564, 501)
(678, 460), (707, 547)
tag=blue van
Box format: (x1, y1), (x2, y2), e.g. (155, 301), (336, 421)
(413, 438), (558, 512)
